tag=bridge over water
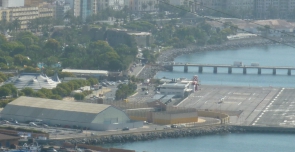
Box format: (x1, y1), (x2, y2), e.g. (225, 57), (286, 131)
(162, 63), (295, 75)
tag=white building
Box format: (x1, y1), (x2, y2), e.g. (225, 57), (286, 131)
(159, 82), (192, 97)
(62, 69), (108, 77)
(1, 0), (25, 8)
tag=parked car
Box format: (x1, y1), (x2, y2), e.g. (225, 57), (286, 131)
(13, 120), (19, 125)
(171, 124), (178, 128)
(29, 122), (38, 127)
(122, 127), (129, 131)
(164, 125), (170, 129)
(42, 124), (49, 128)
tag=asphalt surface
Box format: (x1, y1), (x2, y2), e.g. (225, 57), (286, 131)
(178, 85), (280, 126)
(252, 88), (295, 127)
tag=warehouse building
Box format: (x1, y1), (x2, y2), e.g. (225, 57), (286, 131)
(158, 82), (193, 97)
(0, 97), (142, 131)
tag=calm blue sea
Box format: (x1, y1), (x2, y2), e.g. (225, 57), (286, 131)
(107, 133), (295, 152)
(155, 45), (295, 87)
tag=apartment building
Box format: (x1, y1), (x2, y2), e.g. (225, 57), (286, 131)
(128, 0), (159, 12)
(254, 0), (295, 19)
(0, 7), (39, 29)
(226, 0), (254, 10)
(97, 0), (125, 11)
(65, 0), (98, 21)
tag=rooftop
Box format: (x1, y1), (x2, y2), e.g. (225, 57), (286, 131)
(0, 133), (20, 140)
(11, 73), (60, 90)
(62, 69), (108, 76)
(160, 82), (189, 88)
(8, 96), (110, 114)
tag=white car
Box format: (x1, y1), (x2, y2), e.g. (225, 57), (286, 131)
(29, 122), (38, 127)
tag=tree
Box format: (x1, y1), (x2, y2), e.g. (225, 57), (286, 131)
(45, 39), (60, 55)
(12, 18), (21, 32)
(0, 87), (11, 97)
(21, 87), (34, 96)
(87, 78), (98, 86)
(74, 93), (85, 100)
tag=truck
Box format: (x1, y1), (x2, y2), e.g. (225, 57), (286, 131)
(233, 61), (243, 67)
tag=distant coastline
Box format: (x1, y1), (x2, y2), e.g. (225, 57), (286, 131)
(137, 37), (295, 79)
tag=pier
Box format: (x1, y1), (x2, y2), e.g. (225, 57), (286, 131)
(163, 63), (295, 75)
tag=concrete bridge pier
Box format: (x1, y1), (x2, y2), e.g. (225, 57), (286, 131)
(288, 69), (291, 75)
(213, 67), (217, 73)
(243, 67), (247, 74)
(273, 68), (276, 75)
(228, 67), (232, 74)
(184, 65), (188, 73)
(198, 66), (203, 73)
(258, 68), (261, 74)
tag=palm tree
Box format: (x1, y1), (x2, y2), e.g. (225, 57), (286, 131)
(0, 19), (8, 34)
(12, 18), (21, 32)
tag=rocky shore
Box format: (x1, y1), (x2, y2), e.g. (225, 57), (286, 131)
(137, 37), (295, 79)
(65, 125), (245, 145)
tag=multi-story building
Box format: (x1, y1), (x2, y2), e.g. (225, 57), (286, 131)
(54, 0), (71, 20)
(38, 2), (54, 18)
(97, 0), (125, 11)
(226, 0), (254, 10)
(24, 0), (40, 7)
(128, 0), (158, 12)
(0, 7), (39, 29)
(254, 0), (295, 19)
(65, 0), (97, 21)
(1, 0), (25, 8)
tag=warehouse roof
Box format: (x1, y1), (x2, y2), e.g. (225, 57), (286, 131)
(9, 96), (110, 114)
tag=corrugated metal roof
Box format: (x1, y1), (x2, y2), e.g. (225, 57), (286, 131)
(9, 96), (110, 114)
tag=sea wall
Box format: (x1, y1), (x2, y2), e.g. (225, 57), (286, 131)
(63, 125), (236, 145)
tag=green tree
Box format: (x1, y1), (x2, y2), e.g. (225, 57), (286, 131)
(0, 87), (11, 97)
(87, 78), (98, 86)
(45, 39), (60, 55)
(21, 87), (34, 96)
(74, 93), (85, 100)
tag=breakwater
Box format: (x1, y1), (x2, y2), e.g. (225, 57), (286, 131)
(64, 125), (238, 145)
(59, 125), (295, 146)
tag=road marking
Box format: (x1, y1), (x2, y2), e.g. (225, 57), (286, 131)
(238, 102), (242, 105)
(253, 93), (256, 96)
(248, 98), (251, 100)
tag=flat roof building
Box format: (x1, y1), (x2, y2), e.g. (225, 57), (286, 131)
(159, 82), (192, 97)
(0, 96), (142, 131)
(62, 69), (108, 77)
